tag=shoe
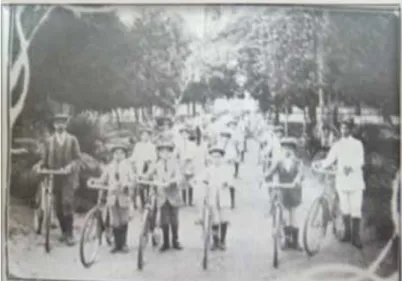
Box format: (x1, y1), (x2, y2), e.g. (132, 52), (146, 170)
(120, 224), (128, 251)
(230, 189), (235, 209)
(283, 226), (293, 249)
(220, 223), (228, 251)
(291, 227), (302, 251)
(151, 234), (158, 247)
(210, 243), (220, 251)
(171, 224), (183, 250)
(351, 218), (363, 249)
(172, 242), (183, 250)
(120, 244), (129, 253)
(110, 247), (120, 254)
(66, 235), (76, 247)
(160, 225), (170, 252)
(341, 215), (351, 242)
(188, 188), (193, 206)
(58, 234), (67, 243)
(159, 244), (170, 252)
(211, 225), (220, 251)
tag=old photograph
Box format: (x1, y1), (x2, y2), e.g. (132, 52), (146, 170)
(2, 4), (401, 281)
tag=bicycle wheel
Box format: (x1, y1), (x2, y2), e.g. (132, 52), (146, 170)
(44, 193), (52, 253)
(272, 204), (283, 268)
(80, 206), (103, 268)
(137, 208), (150, 271)
(303, 197), (329, 257)
(202, 207), (211, 270)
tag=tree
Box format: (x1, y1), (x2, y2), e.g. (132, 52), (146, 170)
(202, 6), (399, 130)
(9, 5), (196, 132)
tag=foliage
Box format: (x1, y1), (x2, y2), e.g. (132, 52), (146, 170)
(203, 7), (399, 118)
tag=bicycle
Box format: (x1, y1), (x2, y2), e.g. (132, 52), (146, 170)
(79, 178), (114, 268)
(34, 168), (69, 253)
(137, 178), (169, 271)
(265, 182), (298, 269)
(302, 161), (344, 257)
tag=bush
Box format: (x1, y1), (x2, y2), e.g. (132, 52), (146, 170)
(10, 154), (42, 202)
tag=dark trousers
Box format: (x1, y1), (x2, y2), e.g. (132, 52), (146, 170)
(181, 176), (194, 205)
(54, 177), (75, 237)
(138, 184), (150, 209)
(160, 201), (180, 246)
(113, 224), (128, 250)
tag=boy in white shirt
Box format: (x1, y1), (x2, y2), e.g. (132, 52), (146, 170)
(193, 144), (233, 250)
(130, 128), (157, 210)
(176, 126), (197, 206)
(317, 119), (365, 249)
(150, 141), (183, 252)
(220, 129), (238, 209)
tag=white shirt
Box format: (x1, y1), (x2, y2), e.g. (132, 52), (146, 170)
(55, 132), (67, 146)
(130, 141), (157, 174)
(193, 163), (233, 207)
(321, 136), (365, 191)
(176, 139), (197, 161)
(151, 158), (181, 184)
(100, 159), (134, 191)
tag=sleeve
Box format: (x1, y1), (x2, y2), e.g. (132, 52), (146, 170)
(174, 163), (182, 183)
(149, 144), (157, 163)
(148, 161), (158, 179)
(41, 139), (50, 168)
(99, 166), (109, 185)
(72, 136), (81, 160)
(321, 142), (338, 168)
(350, 141), (364, 169)
(130, 145), (138, 162)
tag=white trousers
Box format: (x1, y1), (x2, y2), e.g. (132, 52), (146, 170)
(337, 189), (363, 218)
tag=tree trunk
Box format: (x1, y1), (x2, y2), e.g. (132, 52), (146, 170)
(355, 102), (362, 116)
(147, 105), (153, 119)
(141, 107), (148, 123)
(114, 109), (121, 129)
(187, 103), (191, 115)
(192, 101), (196, 116)
(332, 105), (339, 129)
(134, 107), (139, 123)
(274, 106), (280, 125)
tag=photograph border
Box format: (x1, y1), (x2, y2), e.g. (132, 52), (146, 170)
(1, 1), (401, 281)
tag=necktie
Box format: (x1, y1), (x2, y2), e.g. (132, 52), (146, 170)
(164, 160), (168, 172)
(115, 163), (120, 181)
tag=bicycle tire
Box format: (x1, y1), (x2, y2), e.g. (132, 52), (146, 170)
(44, 194), (52, 253)
(79, 206), (102, 268)
(272, 204), (282, 268)
(202, 207), (211, 270)
(137, 209), (150, 271)
(303, 197), (329, 257)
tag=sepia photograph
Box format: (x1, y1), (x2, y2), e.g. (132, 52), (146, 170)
(1, 3), (401, 281)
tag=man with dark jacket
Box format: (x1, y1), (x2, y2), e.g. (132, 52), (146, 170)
(38, 113), (81, 246)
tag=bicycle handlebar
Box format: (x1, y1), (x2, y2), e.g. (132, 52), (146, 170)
(37, 168), (69, 175)
(311, 161), (336, 175)
(87, 179), (110, 190)
(86, 177), (171, 190)
(265, 182), (297, 189)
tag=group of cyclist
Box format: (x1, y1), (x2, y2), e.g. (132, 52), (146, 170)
(34, 101), (367, 257)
